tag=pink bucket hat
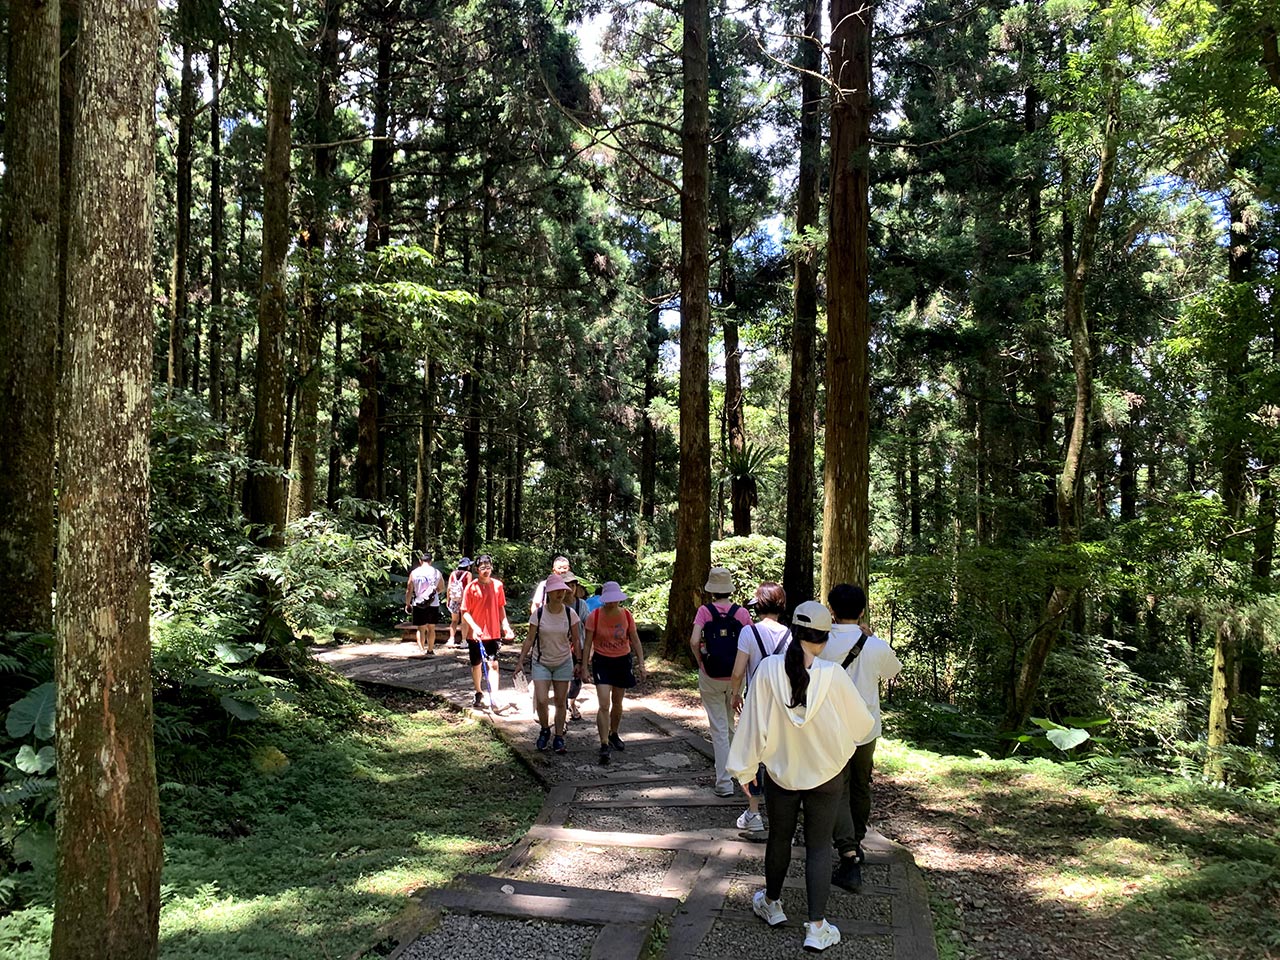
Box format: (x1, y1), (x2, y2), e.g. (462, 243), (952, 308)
(600, 581), (628, 603)
(544, 573), (569, 594)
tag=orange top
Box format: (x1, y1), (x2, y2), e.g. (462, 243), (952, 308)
(587, 606), (635, 658)
(462, 577), (507, 640)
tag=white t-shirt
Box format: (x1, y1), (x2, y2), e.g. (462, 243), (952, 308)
(530, 604), (581, 668)
(818, 623), (901, 745)
(736, 619), (791, 684)
(409, 564), (442, 605)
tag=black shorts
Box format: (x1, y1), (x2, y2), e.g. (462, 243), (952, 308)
(467, 639), (501, 666)
(411, 602), (440, 626)
(591, 653), (636, 689)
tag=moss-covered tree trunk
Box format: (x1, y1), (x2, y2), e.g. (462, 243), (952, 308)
(0, 0), (61, 634)
(51, 0), (162, 952)
(782, 0), (822, 613)
(665, 0), (712, 658)
(821, 0), (873, 598)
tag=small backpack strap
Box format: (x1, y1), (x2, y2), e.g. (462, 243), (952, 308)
(841, 633), (869, 670)
(752, 624), (767, 659)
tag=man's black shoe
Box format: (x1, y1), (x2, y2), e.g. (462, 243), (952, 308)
(832, 855), (863, 892)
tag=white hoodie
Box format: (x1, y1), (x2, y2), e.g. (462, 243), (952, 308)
(727, 654), (874, 791)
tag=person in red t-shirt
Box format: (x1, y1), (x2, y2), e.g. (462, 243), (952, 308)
(461, 555), (515, 708)
(583, 581), (647, 765)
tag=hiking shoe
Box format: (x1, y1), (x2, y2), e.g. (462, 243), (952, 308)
(714, 783), (735, 797)
(536, 727), (551, 751)
(598, 744), (610, 765)
(831, 855), (863, 892)
(608, 732), (625, 752)
(803, 920), (841, 952)
(751, 890), (786, 927)
(552, 735), (566, 754)
(736, 810), (764, 832)
(473, 691), (483, 707)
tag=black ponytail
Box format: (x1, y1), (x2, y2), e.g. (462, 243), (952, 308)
(785, 626), (817, 708)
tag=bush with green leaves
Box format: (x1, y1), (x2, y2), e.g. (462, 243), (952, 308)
(627, 535), (787, 624)
(1, 633), (57, 914)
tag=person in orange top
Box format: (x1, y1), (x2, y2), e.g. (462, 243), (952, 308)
(582, 581), (647, 765)
(461, 554), (515, 708)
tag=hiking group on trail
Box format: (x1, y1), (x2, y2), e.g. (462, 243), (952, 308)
(399, 550), (900, 953)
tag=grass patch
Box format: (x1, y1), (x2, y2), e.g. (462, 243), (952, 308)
(1, 688), (542, 960)
(878, 739), (1280, 960)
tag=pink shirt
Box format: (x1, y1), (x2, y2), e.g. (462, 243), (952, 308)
(693, 601), (754, 632)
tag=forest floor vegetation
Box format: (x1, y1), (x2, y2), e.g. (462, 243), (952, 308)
(0, 686), (541, 960)
(874, 724), (1280, 960)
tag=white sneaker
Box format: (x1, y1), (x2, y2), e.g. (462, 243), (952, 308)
(803, 920), (841, 952)
(736, 810), (764, 832)
(752, 890), (786, 927)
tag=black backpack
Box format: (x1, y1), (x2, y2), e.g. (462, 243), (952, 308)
(701, 603), (742, 678)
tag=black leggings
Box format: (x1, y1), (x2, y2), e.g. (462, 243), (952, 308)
(763, 768), (844, 921)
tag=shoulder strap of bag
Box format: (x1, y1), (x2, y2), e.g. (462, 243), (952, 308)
(751, 623), (766, 659)
(841, 633), (869, 670)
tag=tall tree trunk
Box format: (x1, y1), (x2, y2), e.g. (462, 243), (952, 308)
(664, 0), (712, 658)
(51, 0), (162, 952)
(637, 267), (662, 560)
(288, 0), (339, 523)
(413, 358), (436, 553)
(208, 40), (224, 422)
(1206, 617), (1239, 782)
(357, 20), (393, 505)
(821, 0), (873, 597)
(327, 310), (343, 507)
(0, 0), (61, 634)
(708, 5), (750, 537)
(242, 48), (293, 548)
(783, 0), (822, 612)
(1001, 64), (1121, 738)
(168, 0), (194, 391)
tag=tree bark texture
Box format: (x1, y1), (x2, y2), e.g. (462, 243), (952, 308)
(413, 359), (437, 553)
(0, 0), (61, 634)
(208, 41), (224, 422)
(243, 59), (292, 548)
(665, 0), (712, 657)
(288, 0), (340, 523)
(51, 0), (162, 953)
(167, 0), (194, 391)
(356, 22), (393, 506)
(820, 0), (873, 598)
(783, 0), (822, 612)
(1002, 65), (1121, 738)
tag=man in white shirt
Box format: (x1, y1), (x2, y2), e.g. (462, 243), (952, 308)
(817, 583), (902, 890)
(403, 552), (445, 655)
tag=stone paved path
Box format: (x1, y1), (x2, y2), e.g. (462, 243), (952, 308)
(315, 639), (938, 960)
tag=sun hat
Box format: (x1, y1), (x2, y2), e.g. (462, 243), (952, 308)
(475, 554), (493, 565)
(791, 600), (833, 633)
(457, 557), (472, 568)
(600, 581), (628, 603)
(544, 574), (569, 594)
(561, 571), (579, 584)
(704, 567), (735, 594)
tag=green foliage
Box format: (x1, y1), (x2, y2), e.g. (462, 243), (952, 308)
(628, 536), (787, 625)
(0, 635), (58, 918)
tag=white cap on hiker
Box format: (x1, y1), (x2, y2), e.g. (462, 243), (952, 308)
(600, 581), (627, 603)
(791, 600), (833, 633)
(704, 567), (734, 594)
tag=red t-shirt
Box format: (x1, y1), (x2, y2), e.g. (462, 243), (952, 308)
(462, 577), (507, 640)
(587, 606), (636, 658)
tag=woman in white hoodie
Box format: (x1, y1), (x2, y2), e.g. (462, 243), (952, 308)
(727, 600), (873, 953)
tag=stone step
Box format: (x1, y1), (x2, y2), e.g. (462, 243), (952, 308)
(428, 872), (679, 926)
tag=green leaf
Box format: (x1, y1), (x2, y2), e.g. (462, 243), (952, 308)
(1031, 717), (1065, 731)
(1046, 728), (1090, 751)
(219, 695), (261, 721)
(6, 682), (56, 739)
(15, 744), (56, 775)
